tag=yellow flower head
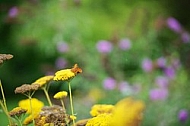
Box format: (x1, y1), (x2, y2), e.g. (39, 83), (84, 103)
(86, 113), (112, 126)
(90, 104), (114, 117)
(53, 64), (82, 81)
(18, 98), (44, 114)
(9, 107), (27, 117)
(70, 115), (77, 120)
(32, 75), (54, 87)
(53, 91), (68, 99)
(110, 97), (145, 126)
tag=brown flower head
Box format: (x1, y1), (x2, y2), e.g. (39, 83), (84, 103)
(15, 84), (40, 94)
(9, 107), (27, 117)
(71, 64), (82, 74)
(0, 54), (13, 64)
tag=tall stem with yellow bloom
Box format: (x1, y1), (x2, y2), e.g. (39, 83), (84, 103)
(0, 80), (13, 125)
(68, 81), (75, 125)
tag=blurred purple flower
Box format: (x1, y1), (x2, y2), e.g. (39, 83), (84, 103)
(118, 39), (131, 50)
(166, 17), (182, 33)
(164, 66), (176, 79)
(149, 88), (168, 101)
(96, 40), (113, 53)
(103, 77), (116, 90)
(8, 6), (18, 18)
(155, 76), (169, 88)
(118, 81), (132, 95)
(156, 57), (166, 68)
(55, 57), (67, 69)
(171, 58), (181, 69)
(178, 109), (188, 122)
(181, 32), (190, 43)
(141, 58), (153, 72)
(57, 41), (69, 53)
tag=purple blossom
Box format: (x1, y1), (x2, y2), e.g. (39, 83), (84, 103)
(118, 81), (132, 95)
(103, 77), (116, 90)
(164, 66), (176, 79)
(178, 109), (188, 122)
(166, 17), (182, 33)
(55, 57), (67, 69)
(57, 41), (69, 53)
(149, 88), (168, 101)
(181, 32), (190, 43)
(155, 76), (169, 88)
(141, 58), (153, 72)
(156, 57), (166, 68)
(8, 6), (18, 18)
(171, 58), (181, 69)
(96, 40), (113, 53)
(118, 39), (131, 50)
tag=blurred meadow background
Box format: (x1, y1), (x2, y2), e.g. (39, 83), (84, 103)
(0, 0), (190, 125)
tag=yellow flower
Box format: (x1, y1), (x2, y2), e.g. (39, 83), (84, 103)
(32, 75), (54, 87)
(23, 111), (39, 125)
(90, 104), (114, 117)
(9, 107), (27, 117)
(53, 64), (82, 81)
(18, 98), (44, 114)
(110, 97), (145, 126)
(53, 91), (68, 99)
(70, 115), (77, 120)
(86, 113), (112, 126)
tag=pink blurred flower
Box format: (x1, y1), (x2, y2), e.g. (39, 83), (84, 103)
(156, 57), (166, 68)
(8, 6), (18, 18)
(55, 57), (67, 69)
(166, 17), (182, 33)
(118, 39), (131, 50)
(141, 58), (153, 72)
(96, 40), (113, 53)
(164, 66), (176, 79)
(155, 76), (169, 88)
(181, 32), (190, 43)
(57, 41), (69, 53)
(149, 88), (168, 101)
(178, 109), (188, 122)
(103, 77), (116, 90)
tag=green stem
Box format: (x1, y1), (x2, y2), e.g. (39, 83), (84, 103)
(0, 80), (12, 125)
(68, 81), (75, 125)
(42, 87), (52, 106)
(0, 101), (12, 125)
(60, 99), (66, 113)
(29, 96), (35, 126)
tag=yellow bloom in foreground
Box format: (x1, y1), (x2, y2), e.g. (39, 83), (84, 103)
(18, 98), (44, 114)
(32, 75), (54, 87)
(9, 107), (27, 117)
(110, 97), (145, 126)
(53, 91), (68, 99)
(23, 111), (39, 125)
(54, 64), (82, 81)
(90, 104), (114, 117)
(86, 113), (112, 126)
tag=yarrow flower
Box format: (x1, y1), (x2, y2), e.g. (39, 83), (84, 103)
(15, 84), (40, 94)
(118, 38), (131, 50)
(90, 104), (114, 117)
(54, 64), (82, 81)
(103, 77), (116, 90)
(32, 75), (54, 87)
(9, 107), (27, 117)
(0, 54), (13, 65)
(54, 91), (68, 99)
(96, 40), (113, 53)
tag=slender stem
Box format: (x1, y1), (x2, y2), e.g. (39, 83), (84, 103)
(0, 80), (12, 125)
(15, 116), (23, 126)
(29, 96), (35, 126)
(0, 100), (12, 124)
(68, 81), (75, 125)
(42, 87), (52, 106)
(60, 99), (66, 113)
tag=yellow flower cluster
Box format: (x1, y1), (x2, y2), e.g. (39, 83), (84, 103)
(90, 104), (114, 117)
(32, 75), (54, 87)
(53, 91), (68, 99)
(54, 64), (82, 81)
(77, 97), (145, 126)
(9, 107), (27, 117)
(18, 98), (44, 125)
